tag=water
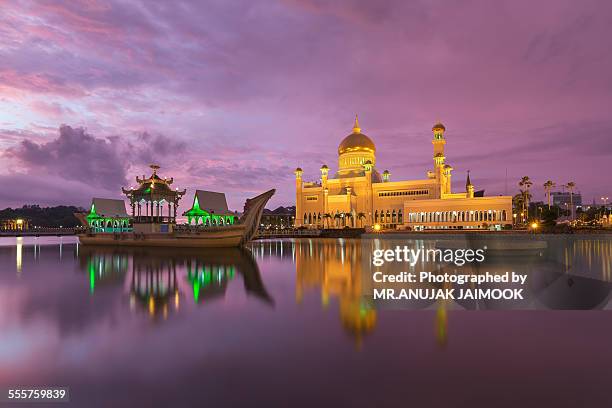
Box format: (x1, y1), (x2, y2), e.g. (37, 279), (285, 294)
(1, 235), (612, 407)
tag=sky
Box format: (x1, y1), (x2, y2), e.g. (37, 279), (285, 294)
(0, 0), (611, 210)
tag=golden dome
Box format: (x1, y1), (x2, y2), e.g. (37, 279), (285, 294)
(338, 115), (376, 155)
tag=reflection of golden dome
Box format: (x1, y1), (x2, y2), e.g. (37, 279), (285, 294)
(340, 299), (377, 336)
(338, 115), (376, 155)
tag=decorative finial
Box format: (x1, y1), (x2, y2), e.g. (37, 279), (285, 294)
(466, 170), (472, 187)
(353, 114), (361, 133)
(150, 164), (160, 175)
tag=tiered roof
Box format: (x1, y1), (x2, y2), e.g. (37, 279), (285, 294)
(122, 164), (186, 202)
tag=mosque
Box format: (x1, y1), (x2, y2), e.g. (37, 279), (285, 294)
(294, 117), (512, 230)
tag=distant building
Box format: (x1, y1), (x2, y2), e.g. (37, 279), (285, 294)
(551, 191), (582, 208)
(0, 218), (29, 231)
(295, 117), (513, 230)
(183, 190), (237, 226)
(261, 206), (295, 229)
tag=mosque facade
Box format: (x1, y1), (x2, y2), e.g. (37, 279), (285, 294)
(294, 117), (512, 230)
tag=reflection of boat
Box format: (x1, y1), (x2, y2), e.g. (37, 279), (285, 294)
(78, 189), (274, 248)
(79, 245), (274, 319)
(185, 247), (274, 306)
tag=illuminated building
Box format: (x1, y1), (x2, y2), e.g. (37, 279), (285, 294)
(551, 191), (582, 208)
(0, 218), (28, 231)
(122, 164), (186, 233)
(260, 206), (295, 230)
(86, 198), (131, 233)
(295, 117), (513, 230)
(183, 190), (237, 226)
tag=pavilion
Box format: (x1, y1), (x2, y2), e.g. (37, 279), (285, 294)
(86, 198), (131, 233)
(183, 190), (237, 226)
(122, 165), (186, 233)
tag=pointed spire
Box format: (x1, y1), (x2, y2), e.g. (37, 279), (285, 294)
(466, 170), (473, 188)
(353, 114), (361, 133)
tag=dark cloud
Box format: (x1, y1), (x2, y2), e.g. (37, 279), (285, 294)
(6, 125), (128, 191)
(125, 131), (188, 166)
(0, 173), (120, 208)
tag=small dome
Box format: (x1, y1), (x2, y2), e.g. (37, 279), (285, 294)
(321, 164), (328, 169)
(432, 122), (446, 131)
(295, 167), (303, 172)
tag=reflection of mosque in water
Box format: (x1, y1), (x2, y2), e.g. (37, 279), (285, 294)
(252, 237), (612, 346)
(78, 246), (273, 320)
(252, 239), (377, 345)
(8, 236), (612, 339)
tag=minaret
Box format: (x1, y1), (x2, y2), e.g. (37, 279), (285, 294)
(320, 164), (329, 189)
(320, 164), (329, 217)
(382, 170), (390, 182)
(432, 122), (446, 198)
(432, 122), (446, 158)
(466, 170), (474, 198)
(364, 160), (373, 224)
(294, 167), (303, 227)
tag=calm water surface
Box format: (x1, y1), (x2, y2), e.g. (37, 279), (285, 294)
(1, 236), (612, 407)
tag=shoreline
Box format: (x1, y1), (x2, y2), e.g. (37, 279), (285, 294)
(254, 228), (612, 239)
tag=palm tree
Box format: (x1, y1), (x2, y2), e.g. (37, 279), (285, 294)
(512, 194), (524, 223)
(322, 213), (332, 229)
(543, 180), (555, 208)
(565, 181), (576, 219)
(343, 212), (354, 228)
(357, 212), (366, 227)
(333, 213), (342, 228)
(518, 176), (533, 223)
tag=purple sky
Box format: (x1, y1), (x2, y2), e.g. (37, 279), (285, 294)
(0, 0), (611, 210)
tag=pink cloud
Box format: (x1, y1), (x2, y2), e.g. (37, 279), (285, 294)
(0, 69), (86, 97)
